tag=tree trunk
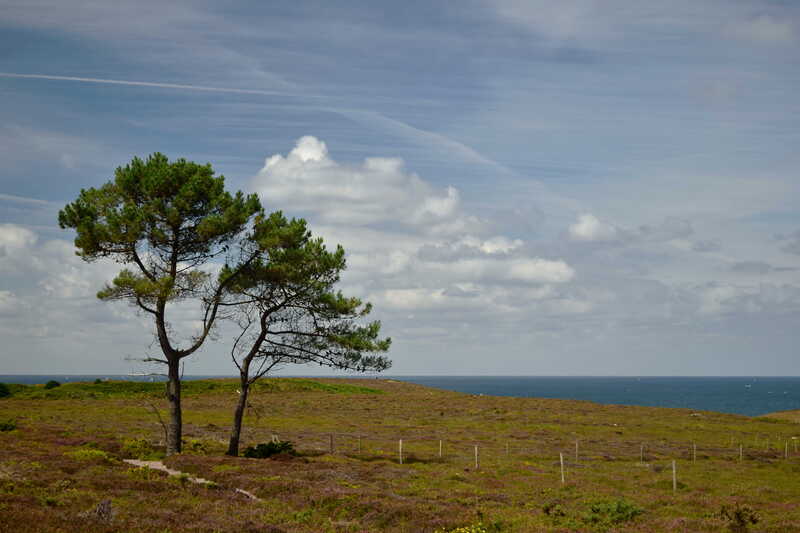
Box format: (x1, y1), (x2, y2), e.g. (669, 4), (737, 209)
(227, 382), (249, 456)
(166, 361), (182, 455)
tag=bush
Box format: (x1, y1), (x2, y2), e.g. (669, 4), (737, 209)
(0, 419), (17, 432)
(94, 378), (102, 384)
(182, 438), (211, 455)
(44, 380), (61, 390)
(122, 438), (162, 460)
(718, 503), (759, 533)
(0, 383), (10, 398)
(65, 448), (114, 462)
(583, 499), (644, 529)
(243, 440), (295, 458)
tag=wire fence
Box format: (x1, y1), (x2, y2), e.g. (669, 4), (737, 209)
(233, 427), (800, 474)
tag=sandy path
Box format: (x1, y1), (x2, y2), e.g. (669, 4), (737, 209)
(123, 459), (260, 501)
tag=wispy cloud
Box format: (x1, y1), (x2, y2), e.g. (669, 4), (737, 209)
(0, 193), (52, 206)
(0, 73), (310, 98)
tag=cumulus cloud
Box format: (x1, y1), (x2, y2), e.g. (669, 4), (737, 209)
(567, 214), (693, 246)
(254, 136), (477, 233)
(252, 137), (576, 317)
(0, 223), (37, 252)
(569, 213), (617, 242)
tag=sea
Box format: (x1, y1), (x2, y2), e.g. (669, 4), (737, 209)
(2, 375), (799, 417)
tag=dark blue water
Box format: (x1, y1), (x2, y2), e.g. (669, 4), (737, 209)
(395, 376), (800, 417)
(3, 375), (799, 417)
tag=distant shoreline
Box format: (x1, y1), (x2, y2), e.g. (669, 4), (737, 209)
(3, 375), (799, 417)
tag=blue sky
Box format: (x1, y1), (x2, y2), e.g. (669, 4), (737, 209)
(1, 1), (799, 375)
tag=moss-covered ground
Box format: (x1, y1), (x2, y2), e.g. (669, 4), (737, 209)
(1, 378), (799, 532)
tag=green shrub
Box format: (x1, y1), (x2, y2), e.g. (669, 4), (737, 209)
(122, 438), (162, 460)
(65, 448), (114, 462)
(718, 503), (759, 533)
(243, 440), (295, 458)
(582, 499), (644, 529)
(435, 524), (489, 533)
(44, 380), (61, 390)
(182, 438), (210, 455)
(93, 378), (102, 384)
(0, 419), (17, 432)
(0, 383), (10, 398)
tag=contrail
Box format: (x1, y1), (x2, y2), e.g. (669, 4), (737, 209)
(0, 72), (309, 98)
(0, 193), (52, 206)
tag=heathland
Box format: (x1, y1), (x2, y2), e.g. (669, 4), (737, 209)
(1, 378), (799, 532)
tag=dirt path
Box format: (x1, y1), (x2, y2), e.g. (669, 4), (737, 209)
(123, 459), (260, 501)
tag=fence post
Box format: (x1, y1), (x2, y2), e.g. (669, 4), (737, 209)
(739, 444), (743, 461)
(672, 460), (677, 492)
(560, 453), (565, 484)
(474, 445), (479, 469)
(439, 439), (442, 458)
(329, 434), (334, 454)
(575, 440), (579, 462)
(399, 439), (403, 465)
(692, 442), (696, 462)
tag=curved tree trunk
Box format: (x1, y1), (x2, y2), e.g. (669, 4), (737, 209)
(227, 382), (249, 456)
(166, 361), (182, 455)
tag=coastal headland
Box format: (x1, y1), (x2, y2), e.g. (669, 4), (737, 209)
(1, 378), (798, 531)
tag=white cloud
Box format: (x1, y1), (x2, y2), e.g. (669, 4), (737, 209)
(0, 290), (23, 315)
(0, 223), (37, 252)
(507, 258), (574, 283)
(569, 213), (617, 242)
(255, 136), (479, 232)
(252, 137), (576, 319)
(697, 282), (800, 315)
(459, 235), (523, 254)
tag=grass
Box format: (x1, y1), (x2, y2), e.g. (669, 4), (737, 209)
(1, 377), (799, 531)
(2, 378), (381, 400)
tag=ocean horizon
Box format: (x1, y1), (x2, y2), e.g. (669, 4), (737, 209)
(3, 374), (799, 417)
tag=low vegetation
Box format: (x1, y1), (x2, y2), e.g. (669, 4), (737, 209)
(1, 377), (799, 531)
(0, 378), (381, 400)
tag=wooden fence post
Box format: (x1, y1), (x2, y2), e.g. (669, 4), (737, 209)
(329, 434), (334, 454)
(672, 460), (677, 492)
(560, 453), (565, 484)
(399, 439), (403, 465)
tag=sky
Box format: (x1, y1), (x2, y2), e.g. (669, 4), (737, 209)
(1, 0), (799, 376)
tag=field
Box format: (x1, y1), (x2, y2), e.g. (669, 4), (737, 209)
(1, 378), (799, 532)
